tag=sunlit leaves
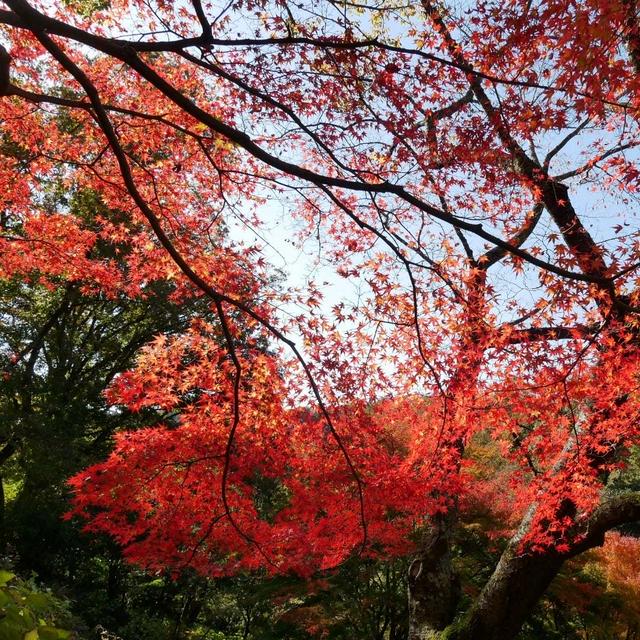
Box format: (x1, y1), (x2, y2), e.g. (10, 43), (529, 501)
(2, 0), (640, 581)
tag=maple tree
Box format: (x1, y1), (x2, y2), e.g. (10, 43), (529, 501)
(2, 0), (640, 637)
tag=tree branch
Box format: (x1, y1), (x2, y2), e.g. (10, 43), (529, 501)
(0, 2), (620, 285)
(569, 492), (640, 555)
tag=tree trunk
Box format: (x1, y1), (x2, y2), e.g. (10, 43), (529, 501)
(407, 517), (460, 640)
(407, 520), (561, 640)
(443, 549), (564, 640)
(407, 494), (640, 640)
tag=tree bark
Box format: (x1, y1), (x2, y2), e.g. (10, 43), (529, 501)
(407, 517), (460, 640)
(407, 493), (640, 640)
(443, 537), (563, 640)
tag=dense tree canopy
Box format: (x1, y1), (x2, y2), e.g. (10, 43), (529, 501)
(2, 0), (640, 637)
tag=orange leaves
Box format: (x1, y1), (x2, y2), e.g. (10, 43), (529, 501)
(599, 533), (640, 606)
(0, 212), (108, 287)
(3, 0), (640, 588)
(69, 338), (449, 574)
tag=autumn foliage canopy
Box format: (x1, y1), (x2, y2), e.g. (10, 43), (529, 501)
(1, 0), (640, 583)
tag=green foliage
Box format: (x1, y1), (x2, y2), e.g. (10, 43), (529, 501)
(0, 186), (214, 638)
(61, 0), (110, 17)
(0, 570), (75, 640)
(0, 277), (204, 575)
(251, 474), (291, 524)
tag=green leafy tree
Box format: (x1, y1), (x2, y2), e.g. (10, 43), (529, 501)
(0, 569), (75, 640)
